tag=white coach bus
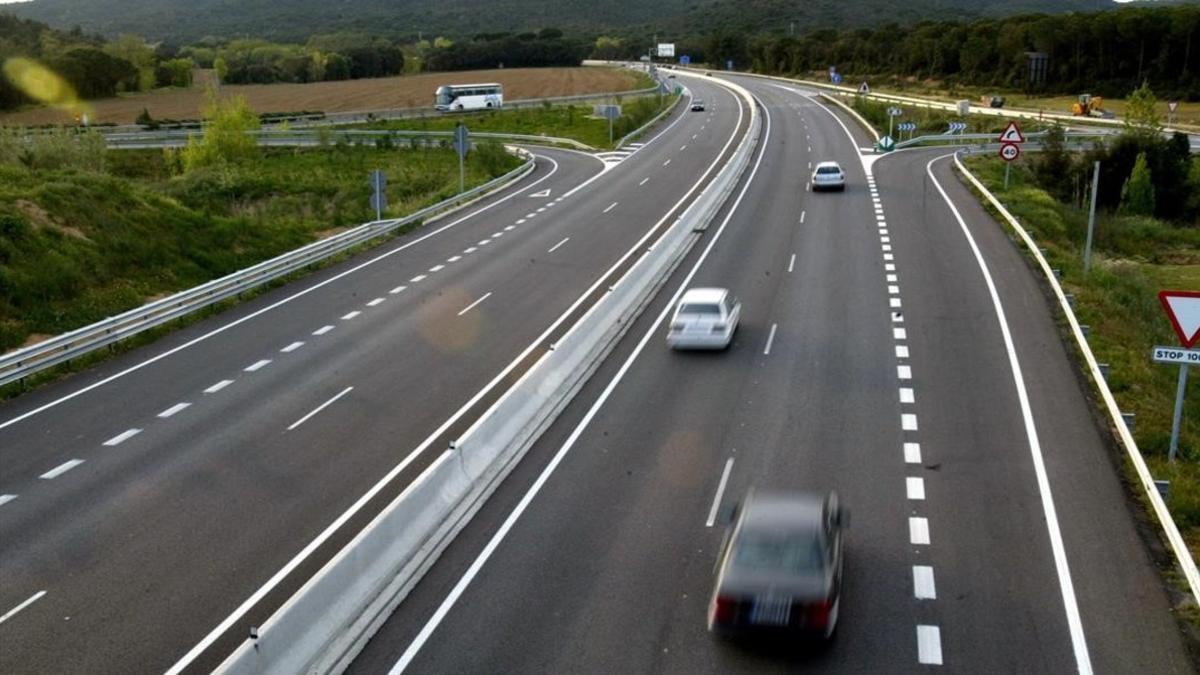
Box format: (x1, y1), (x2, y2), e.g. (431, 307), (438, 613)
(434, 83), (504, 112)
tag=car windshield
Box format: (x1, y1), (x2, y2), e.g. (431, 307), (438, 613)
(732, 530), (825, 573)
(679, 303), (722, 316)
(817, 166), (841, 174)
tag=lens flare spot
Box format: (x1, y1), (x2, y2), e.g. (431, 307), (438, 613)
(3, 58), (89, 116)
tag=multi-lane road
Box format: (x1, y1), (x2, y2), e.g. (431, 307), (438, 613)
(0, 70), (1193, 673)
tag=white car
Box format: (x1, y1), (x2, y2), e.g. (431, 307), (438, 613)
(811, 161), (845, 191)
(668, 288), (741, 350)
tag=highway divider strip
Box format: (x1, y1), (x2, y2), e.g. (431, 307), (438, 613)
(953, 152), (1200, 608)
(105, 129), (597, 151)
(214, 72), (763, 675)
(0, 149), (536, 389)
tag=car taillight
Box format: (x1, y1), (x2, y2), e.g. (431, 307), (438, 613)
(711, 595), (739, 624)
(803, 598), (833, 629)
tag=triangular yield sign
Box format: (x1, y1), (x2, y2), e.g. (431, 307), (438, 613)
(998, 121), (1025, 143)
(1159, 290), (1200, 348)
(529, 189), (551, 198)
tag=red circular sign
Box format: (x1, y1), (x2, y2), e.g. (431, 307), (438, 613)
(999, 143), (1020, 161)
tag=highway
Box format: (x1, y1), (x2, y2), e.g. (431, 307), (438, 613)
(348, 74), (1195, 672)
(0, 76), (751, 672)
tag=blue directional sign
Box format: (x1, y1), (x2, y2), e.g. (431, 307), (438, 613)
(726, 60), (734, 71)
(680, 55), (690, 66)
(947, 121), (968, 134)
(831, 73), (842, 84)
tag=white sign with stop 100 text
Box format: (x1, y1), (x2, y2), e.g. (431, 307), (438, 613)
(1152, 346), (1200, 365)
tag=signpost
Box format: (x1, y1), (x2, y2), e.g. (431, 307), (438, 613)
(897, 121), (916, 139)
(947, 121), (968, 134)
(726, 59), (734, 71)
(858, 82), (870, 94)
(657, 43), (675, 58)
(1168, 100), (1179, 125)
(599, 104), (622, 146)
(679, 55), (690, 66)
(369, 170), (387, 221)
(997, 121), (1025, 190)
(453, 124), (470, 193)
(885, 106), (902, 144)
(875, 135), (896, 153)
(1154, 290), (1200, 461)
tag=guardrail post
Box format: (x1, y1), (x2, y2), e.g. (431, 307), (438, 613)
(1080, 324), (1090, 339)
(1122, 412), (1136, 433)
(1098, 363), (1110, 381)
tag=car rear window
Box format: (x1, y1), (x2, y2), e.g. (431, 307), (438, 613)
(817, 166), (841, 174)
(679, 303), (722, 316)
(732, 531), (824, 572)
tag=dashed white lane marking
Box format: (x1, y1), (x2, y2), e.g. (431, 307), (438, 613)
(429, 265), (445, 272)
(410, 274), (428, 283)
(788, 254), (796, 273)
(898, 365), (912, 380)
(763, 323), (778, 355)
(525, 213), (537, 219)
(885, 263), (896, 271)
(900, 388), (915, 404)
(876, 214), (887, 221)
(287, 386), (354, 431)
(158, 402), (191, 418)
(679, 145), (687, 151)
(914, 566), (937, 598)
(663, 159), (672, 166)
(888, 284), (900, 295)
(366, 298), (386, 308)
(244, 359), (272, 372)
(516, 219), (527, 225)
(536, 207), (546, 213)
(314, 325), (336, 336)
(706, 458), (735, 527)
(904, 442), (922, 464)
(0, 495), (16, 508)
(800, 210), (806, 223)
(639, 177), (649, 186)
(457, 292), (493, 317)
(603, 202), (618, 213)
(909, 517), (930, 544)
(896, 345), (910, 358)
(692, 133), (698, 139)
(887, 273), (898, 282)
(0, 591), (46, 625)
(103, 428), (142, 446)
(205, 379), (234, 394)
(281, 341), (306, 353)
(882, 236), (892, 244)
(547, 238), (570, 254)
(342, 309), (363, 320)
(491, 232), (504, 239)
(882, 244), (893, 252)
(902, 413), (919, 431)
(463, 247), (477, 254)
(884, 253), (894, 261)
(894, 328), (907, 340)
(808, 145), (812, 152)
(504, 225), (515, 231)
(892, 311), (904, 323)
(40, 459), (84, 479)
(917, 625), (943, 664)
(478, 240), (490, 246)
(447, 256), (462, 263)
(890, 297), (902, 308)
(907, 476), (926, 500)
(880, 228), (889, 236)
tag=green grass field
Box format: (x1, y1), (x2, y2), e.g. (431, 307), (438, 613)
(964, 155), (1200, 554)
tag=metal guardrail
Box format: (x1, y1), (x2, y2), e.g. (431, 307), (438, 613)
(894, 130), (1115, 150)
(0, 150), (536, 388)
(104, 128), (597, 151)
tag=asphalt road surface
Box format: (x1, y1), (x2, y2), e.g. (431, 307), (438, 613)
(0, 75), (751, 673)
(348, 75), (1195, 673)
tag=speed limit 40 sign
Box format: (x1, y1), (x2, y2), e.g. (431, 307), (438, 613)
(999, 143), (1020, 161)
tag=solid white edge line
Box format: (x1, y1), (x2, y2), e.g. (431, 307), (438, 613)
(0, 591), (46, 625)
(102, 428), (141, 446)
(705, 458), (735, 527)
(913, 565), (936, 599)
(388, 82), (770, 675)
(1, 154), (569, 434)
(917, 625), (943, 664)
(158, 402), (191, 418)
(926, 154), (1091, 673)
(763, 323), (778, 355)
(457, 292), (493, 317)
(167, 80), (750, 675)
(287, 386), (354, 432)
(39, 459), (84, 479)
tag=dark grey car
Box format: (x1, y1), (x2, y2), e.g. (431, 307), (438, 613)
(708, 490), (846, 639)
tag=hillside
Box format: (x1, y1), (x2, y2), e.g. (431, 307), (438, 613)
(6, 0), (1108, 44)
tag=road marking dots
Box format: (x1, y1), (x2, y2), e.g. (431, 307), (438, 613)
(40, 459), (84, 479)
(287, 386), (354, 431)
(103, 428), (142, 446)
(904, 442), (922, 464)
(0, 591), (46, 625)
(314, 325), (336, 335)
(205, 379), (234, 394)
(763, 323), (778, 355)
(244, 359), (272, 372)
(157, 402), (191, 418)
(458, 292), (493, 317)
(913, 566), (936, 599)
(909, 517), (930, 544)
(548, 238), (570, 254)
(900, 388), (915, 404)
(917, 625), (943, 664)
(902, 413), (919, 431)
(907, 477), (926, 500)
(706, 458), (735, 527)
(281, 341), (306, 352)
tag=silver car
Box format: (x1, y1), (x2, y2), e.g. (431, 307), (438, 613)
(811, 161), (846, 191)
(709, 490), (847, 639)
(667, 288), (740, 350)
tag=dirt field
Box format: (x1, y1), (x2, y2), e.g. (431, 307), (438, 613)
(0, 67), (646, 126)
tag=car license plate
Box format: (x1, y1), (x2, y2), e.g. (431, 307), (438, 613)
(750, 595), (791, 626)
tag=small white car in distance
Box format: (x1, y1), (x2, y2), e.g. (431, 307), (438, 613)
(691, 100), (706, 112)
(668, 288), (741, 350)
(811, 161), (845, 191)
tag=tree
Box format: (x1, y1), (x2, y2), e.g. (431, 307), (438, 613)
(104, 34), (156, 91)
(181, 89), (260, 171)
(213, 57), (229, 84)
(1124, 80), (1162, 136)
(1034, 124), (1072, 201)
(50, 48), (138, 99)
(1119, 152), (1155, 216)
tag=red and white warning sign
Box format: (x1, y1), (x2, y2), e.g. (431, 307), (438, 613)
(1159, 290), (1200, 348)
(999, 143), (1020, 161)
(997, 121), (1025, 144)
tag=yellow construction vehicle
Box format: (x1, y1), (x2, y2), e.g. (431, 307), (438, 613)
(1073, 94), (1113, 118)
